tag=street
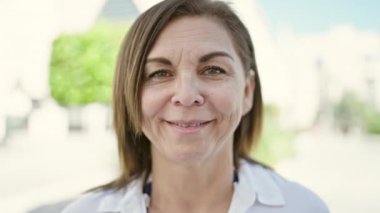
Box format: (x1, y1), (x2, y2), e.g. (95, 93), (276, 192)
(275, 131), (380, 213)
(0, 131), (119, 213)
(1, 130), (379, 212)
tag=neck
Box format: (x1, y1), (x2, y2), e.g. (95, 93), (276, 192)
(149, 146), (234, 213)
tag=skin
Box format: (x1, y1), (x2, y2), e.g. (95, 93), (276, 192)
(141, 16), (255, 213)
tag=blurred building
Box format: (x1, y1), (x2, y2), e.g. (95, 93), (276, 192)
(0, 0), (110, 143)
(1, 0), (379, 144)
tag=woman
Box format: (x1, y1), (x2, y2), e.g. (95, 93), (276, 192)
(62, 0), (329, 212)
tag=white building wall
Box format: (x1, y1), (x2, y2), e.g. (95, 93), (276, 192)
(0, 0), (106, 141)
(0, 0), (106, 100)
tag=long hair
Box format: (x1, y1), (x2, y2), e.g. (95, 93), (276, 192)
(104, 0), (264, 190)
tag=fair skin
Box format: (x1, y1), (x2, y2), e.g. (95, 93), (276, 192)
(141, 16), (255, 213)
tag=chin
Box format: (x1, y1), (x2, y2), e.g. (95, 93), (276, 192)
(170, 149), (209, 165)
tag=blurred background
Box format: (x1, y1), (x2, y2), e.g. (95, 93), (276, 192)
(0, 0), (379, 212)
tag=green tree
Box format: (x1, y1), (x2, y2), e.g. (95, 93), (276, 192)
(334, 91), (380, 135)
(253, 104), (296, 166)
(50, 23), (128, 106)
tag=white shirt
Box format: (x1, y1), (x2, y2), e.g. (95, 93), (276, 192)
(62, 159), (329, 213)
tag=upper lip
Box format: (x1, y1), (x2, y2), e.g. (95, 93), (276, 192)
(165, 120), (213, 127)
(166, 120), (211, 124)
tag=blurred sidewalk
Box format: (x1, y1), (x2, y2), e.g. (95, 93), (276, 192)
(2, 130), (380, 212)
(0, 131), (119, 213)
(275, 131), (380, 213)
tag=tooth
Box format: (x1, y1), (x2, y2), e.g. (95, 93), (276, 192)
(173, 122), (205, 128)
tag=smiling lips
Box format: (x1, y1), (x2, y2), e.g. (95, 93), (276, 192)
(166, 120), (213, 133)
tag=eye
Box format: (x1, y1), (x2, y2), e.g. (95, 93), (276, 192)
(147, 69), (172, 79)
(202, 65), (226, 76)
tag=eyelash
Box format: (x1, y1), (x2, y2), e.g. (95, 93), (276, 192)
(201, 65), (227, 75)
(146, 65), (226, 80)
(147, 69), (172, 79)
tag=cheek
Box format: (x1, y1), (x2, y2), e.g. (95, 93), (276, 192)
(141, 88), (165, 140)
(141, 90), (153, 119)
(141, 87), (167, 120)
(209, 84), (245, 118)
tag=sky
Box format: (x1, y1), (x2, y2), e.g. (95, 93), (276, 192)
(257, 0), (379, 34)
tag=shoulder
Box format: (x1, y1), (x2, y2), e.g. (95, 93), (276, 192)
(61, 188), (124, 213)
(267, 169), (329, 212)
(242, 160), (329, 213)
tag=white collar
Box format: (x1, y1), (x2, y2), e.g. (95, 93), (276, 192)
(97, 180), (147, 213)
(228, 160), (285, 212)
(97, 159), (285, 212)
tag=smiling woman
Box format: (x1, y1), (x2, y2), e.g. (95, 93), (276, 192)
(62, 0), (329, 212)
(141, 16), (252, 166)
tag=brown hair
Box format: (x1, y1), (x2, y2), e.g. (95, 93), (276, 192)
(106, 0), (264, 190)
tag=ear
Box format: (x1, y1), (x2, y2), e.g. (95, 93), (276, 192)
(243, 70), (255, 115)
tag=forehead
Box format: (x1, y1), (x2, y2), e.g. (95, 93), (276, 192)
(148, 16), (237, 58)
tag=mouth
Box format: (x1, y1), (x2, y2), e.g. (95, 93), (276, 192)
(165, 120), (213, 133)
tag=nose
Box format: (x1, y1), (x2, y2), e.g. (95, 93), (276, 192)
(170, 74), (204, 106)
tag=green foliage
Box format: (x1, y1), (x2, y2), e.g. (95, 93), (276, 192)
(361, 105), (380, 134)
(333, 92), (380, 135)
(365, 113), (380, 134)
(334, 92), (362, 133)
(252, 104), (296, 166)
(50, 23), (128, 106)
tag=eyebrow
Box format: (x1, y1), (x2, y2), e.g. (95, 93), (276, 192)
(146, 51), (234, 65)
(199, 51), (234, 63)
(146, 57), (172, 65)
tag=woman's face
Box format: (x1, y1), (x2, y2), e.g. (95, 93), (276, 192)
(141, 16), (254, 165)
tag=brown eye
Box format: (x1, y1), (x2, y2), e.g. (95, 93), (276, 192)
(202, 65), (226, 75)
(147, 69), (172, 79)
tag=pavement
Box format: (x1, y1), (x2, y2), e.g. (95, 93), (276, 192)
(275, 131), (380, 213)
(1, 130), (379, 213)
(0, 131), (119, 213)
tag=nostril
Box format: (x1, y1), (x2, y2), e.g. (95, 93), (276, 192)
(171, 94), (204, 106)
(194, 96), (204, 105)
(171, 79), (204, 106)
